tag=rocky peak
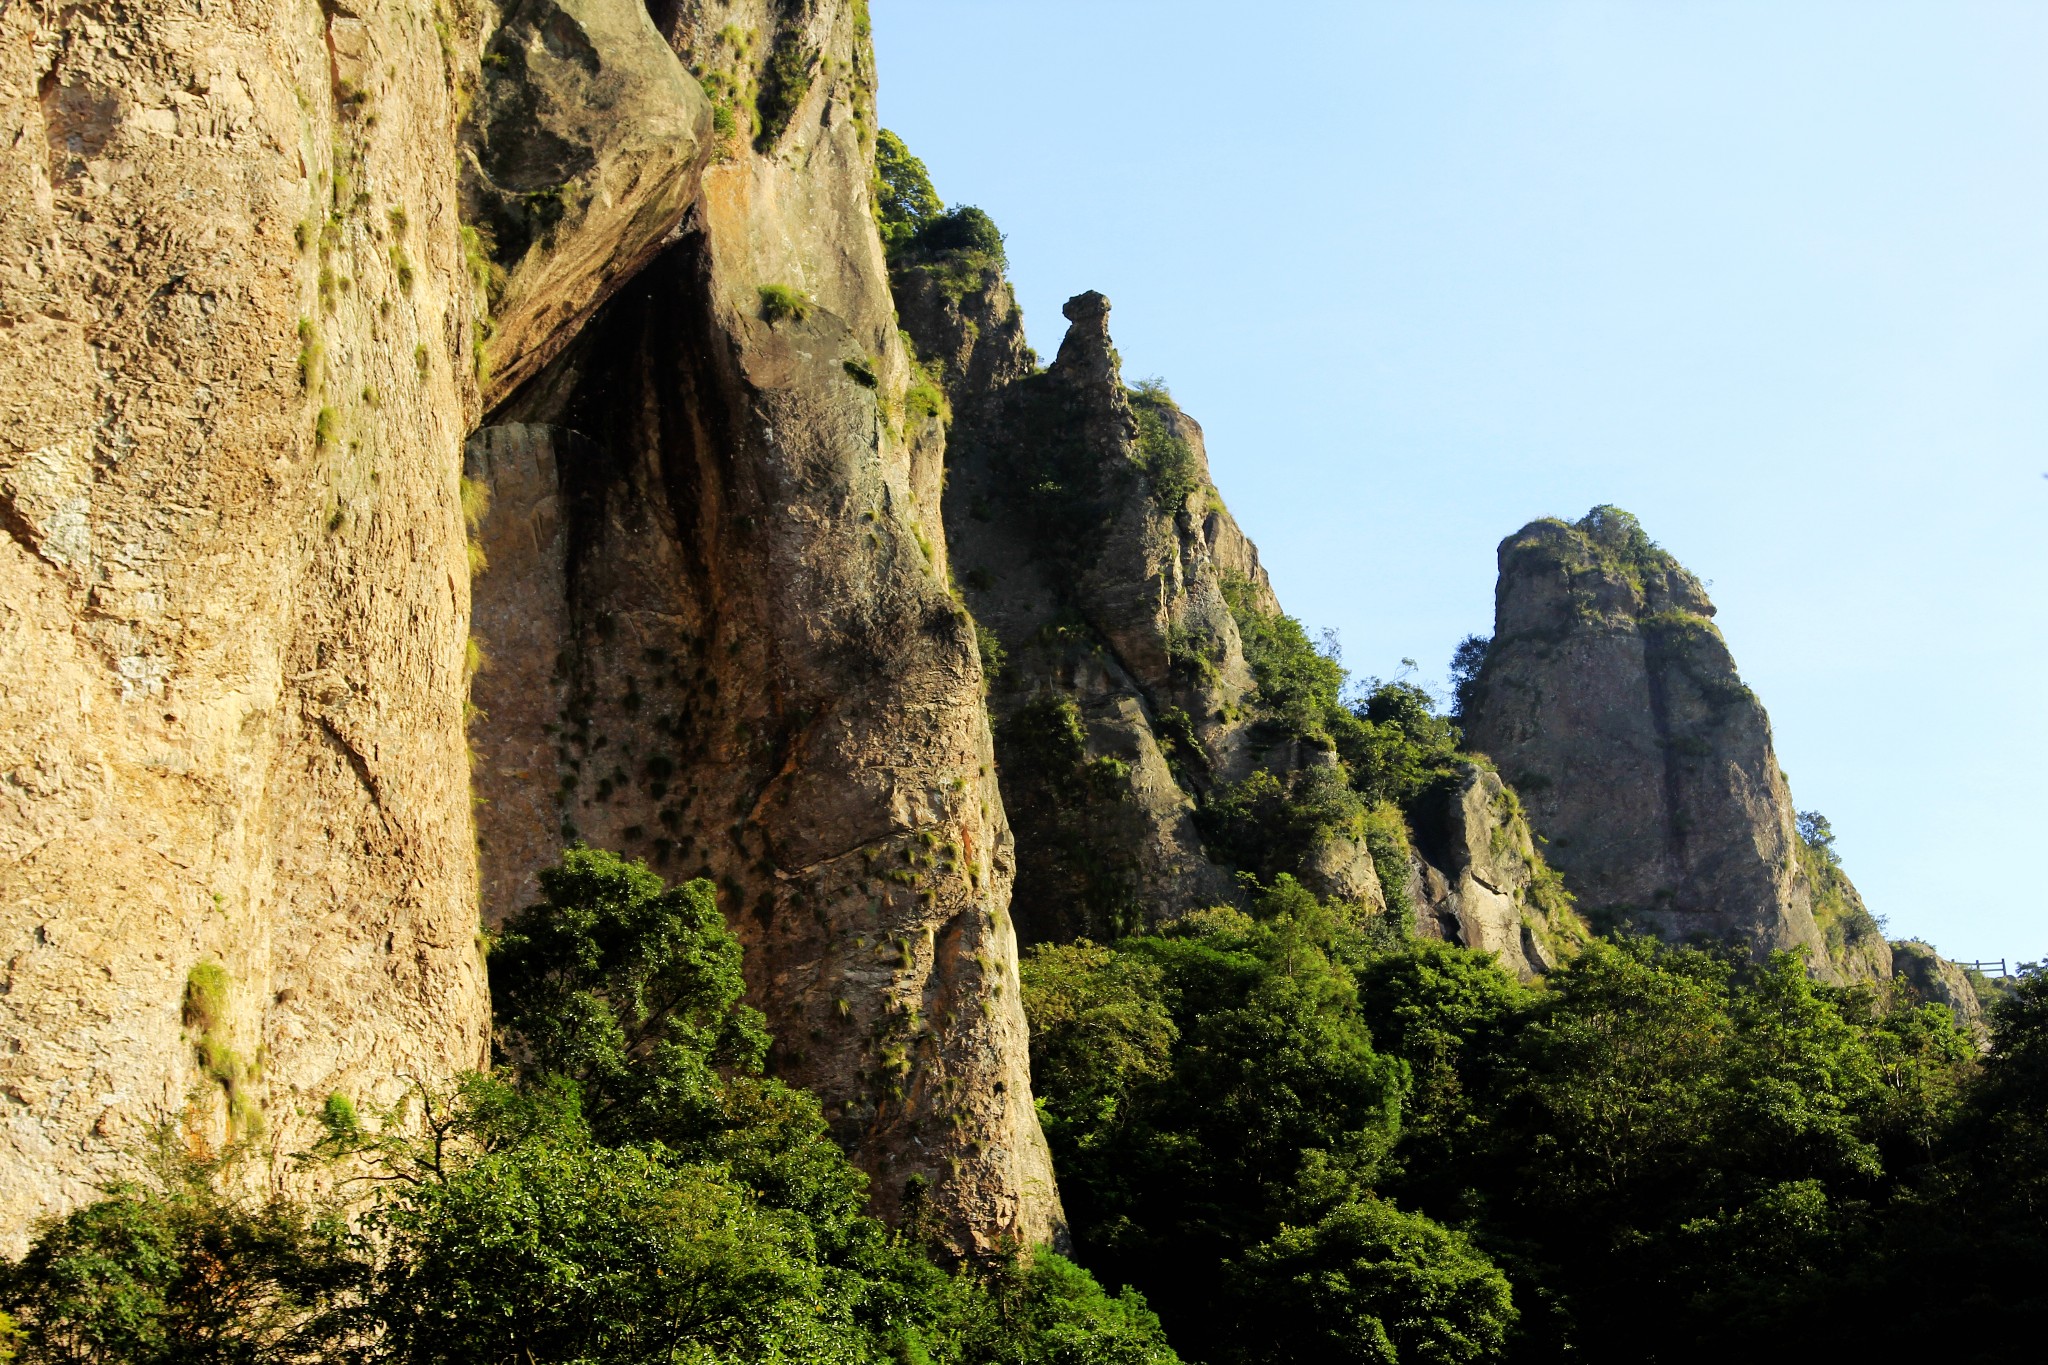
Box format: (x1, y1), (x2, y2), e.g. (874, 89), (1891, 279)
(1051, 290), (1120, 388)
(1463, 506), (1885, 982)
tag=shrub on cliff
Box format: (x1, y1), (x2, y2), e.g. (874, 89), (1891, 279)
(1221, 577), (1350, 748)
(874, 129), (943, 255)
(1127, 383), (1201, 512)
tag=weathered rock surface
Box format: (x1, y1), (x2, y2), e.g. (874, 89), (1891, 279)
(463, 0), (715, 406)
(0, 0), (1061, 1259)
(908, 273), (1295, 940)
(1460, 508), (1887, 983)
(0, 0), (500, 1254)
(1406, 765), (1590, 979)
(1890, 939), (1989, 1042)
(466, 0), (1060, 1253)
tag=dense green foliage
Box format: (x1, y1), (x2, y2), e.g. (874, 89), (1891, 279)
(873, 130), (943, 254)
(1021, 894), (1514, 1365)
(873, 128), (1006, 276)
(0, 1138), (358, 1364)
(1203, 581), (1468, 907)
(3, 850), (1176, 1365)
(1021, 891), (2048, 1364)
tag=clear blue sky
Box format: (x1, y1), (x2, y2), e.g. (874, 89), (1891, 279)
(871, 2), (2048, 964)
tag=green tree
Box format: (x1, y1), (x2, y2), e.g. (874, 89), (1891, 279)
(1233, 1198), (1514, 1365)
(0, 1136), (358, 1365)
(487, 848), (868, 1234)
(874, 131), (943, 254)
(368, 1140), (866, 1365)
(1032, 896), (1515, 1365)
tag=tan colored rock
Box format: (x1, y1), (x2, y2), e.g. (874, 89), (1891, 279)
(0, 0), (496, 1254)
(462, 0), (714, 405)
(1, 0), (1055, 1262)
(466, 0), (1061, 1254)
(1460, 508), (1887, 983)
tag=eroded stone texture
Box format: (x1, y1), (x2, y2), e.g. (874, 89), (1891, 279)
(467, 423), (580, 927)
(468, 0), (1061, 1253)
(1406, 765), (1590, 981)
(0, 0), (497, 1254)
(1460, 510), (1886, 983)
(463, 0), (714, 406)
(908, 273), (1313, 941)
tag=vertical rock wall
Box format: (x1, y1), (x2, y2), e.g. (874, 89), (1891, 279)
(908, 275), (1302, 941)
(0, 0), (496, 1252)
(467, 0), (1062, 1252)
(1460, 509), (1887, 982)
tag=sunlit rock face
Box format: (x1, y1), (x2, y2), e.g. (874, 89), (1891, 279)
(1460, 508), (1888, 983)
(0, 0), (1062, 1259)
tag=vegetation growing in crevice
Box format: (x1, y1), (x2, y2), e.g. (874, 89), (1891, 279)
(1797, 808), (1887, 962)
(183, 963), (259, 1138)
(1199, 765), (1365, 890)
(757, 283), (812, 323)
(1221, 573), (1352, 748)
(1126, 381), (1200, 512)
(753, 27), (817, 151)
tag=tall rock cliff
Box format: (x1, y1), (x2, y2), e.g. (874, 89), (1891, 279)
(465, 0), (1058, 1251)
(891, 210), (1582, 978)
(1, 0), (1059, 1256)
(1459, 507), (1890, 982)
(0, 0), (521, 1253)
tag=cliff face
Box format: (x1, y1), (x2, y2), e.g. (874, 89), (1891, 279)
(466, 0), (1059, 1251)
(1, 0), (1058, 1257)
(1460, 508), (1888, 982)
(895, 239), (1596, 976)
(904, 273), (1312, 942)
(0, 0), (503, 1253)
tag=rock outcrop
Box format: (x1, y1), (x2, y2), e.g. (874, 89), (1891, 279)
(1408, 764), (1590, 981)
(1890, 939), (1989, 1041)
(466, 0), (1059, 1252)
(898, 248), (1545, 970)
(1459, 508), (1888, 982)
(905, 267), (1315, 942)
(462, 0), (715, 405)
(0, 0), (507, 1254)
(0, 0), (1059, 1257)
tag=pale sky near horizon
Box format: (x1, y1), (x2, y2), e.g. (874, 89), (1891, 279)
(869, 2), (2047, 965)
